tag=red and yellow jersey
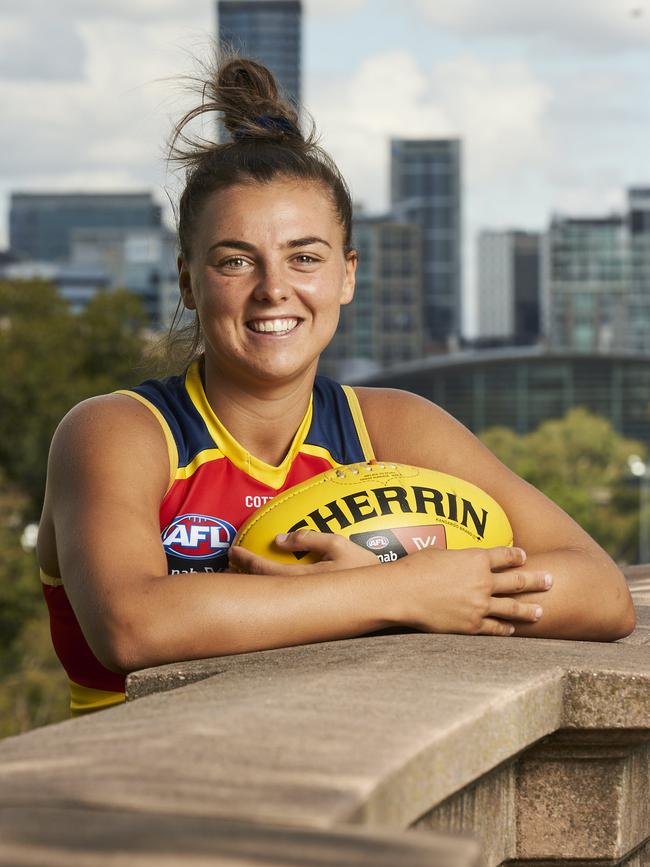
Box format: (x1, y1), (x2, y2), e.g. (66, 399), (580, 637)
(42, 360), (374, 716)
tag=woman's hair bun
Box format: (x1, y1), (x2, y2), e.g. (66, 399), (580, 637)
(215, 57), (302, 143)
(166, 51), (352, 370)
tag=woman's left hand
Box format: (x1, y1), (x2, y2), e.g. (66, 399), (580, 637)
(228, 530), (377, 576)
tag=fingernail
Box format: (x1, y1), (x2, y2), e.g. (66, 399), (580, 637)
(275, 533), (288, 543)
(507, 625), (515, 635)
(534, 606), (543, 620)
(544, 573), (553, 589)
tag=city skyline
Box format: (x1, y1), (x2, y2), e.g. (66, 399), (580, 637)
(1, 0), (648, 335)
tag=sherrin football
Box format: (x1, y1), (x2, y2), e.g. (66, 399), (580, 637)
(234, 462), (513, 564)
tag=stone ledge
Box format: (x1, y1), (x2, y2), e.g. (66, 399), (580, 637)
(0, 570), (648, 866)
(2, 630), (649, 843)
(0, 806), (478, 867)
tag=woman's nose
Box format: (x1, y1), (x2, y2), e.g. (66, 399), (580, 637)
(252, 266), (290, 303)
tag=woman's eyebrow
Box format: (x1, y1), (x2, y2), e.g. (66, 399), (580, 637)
(286, 236), (331, 249)
(207, 237), (331, 252)
(207, 239), (256, 253)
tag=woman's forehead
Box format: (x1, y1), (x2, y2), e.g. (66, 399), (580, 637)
(198, 179), (342, 242)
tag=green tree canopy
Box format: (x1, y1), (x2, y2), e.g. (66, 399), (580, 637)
(0, 280), (155, 736)
(0, 280), (153, 516)
(480, 408), (646, 563)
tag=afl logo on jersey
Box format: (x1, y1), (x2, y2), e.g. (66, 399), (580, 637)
(162, 514), (236, 561)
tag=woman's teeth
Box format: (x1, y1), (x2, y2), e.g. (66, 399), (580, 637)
(248, 318), (298, 334)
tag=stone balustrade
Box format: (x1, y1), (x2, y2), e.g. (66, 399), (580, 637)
(0, 567), (649, 866)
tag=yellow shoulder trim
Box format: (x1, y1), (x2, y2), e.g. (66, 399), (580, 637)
(341, 385), (375, 461)
(40, 568), (63, 588)
(185, 360), (314, 489)
(115, 390), (178, 494)
(175, 448), (225, 480)
(69, 678), (125, 717)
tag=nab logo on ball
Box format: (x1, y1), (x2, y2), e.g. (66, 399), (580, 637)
(162, 514), (236, 561)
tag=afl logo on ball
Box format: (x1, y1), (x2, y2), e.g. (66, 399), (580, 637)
(366, 534), (390, 551)
(162, 514), (236, 561)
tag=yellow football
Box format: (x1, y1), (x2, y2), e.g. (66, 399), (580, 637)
(234, 462), (513, 565)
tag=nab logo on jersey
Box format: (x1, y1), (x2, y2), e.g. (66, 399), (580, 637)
(162, 514), (236, 561)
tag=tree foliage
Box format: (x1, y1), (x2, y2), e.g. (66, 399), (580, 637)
(0, 279), (154, 737)
(0, 280), (154, 517)
(480, 408), (646, 563)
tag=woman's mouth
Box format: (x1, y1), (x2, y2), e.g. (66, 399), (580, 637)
(247, 318), (300, 335)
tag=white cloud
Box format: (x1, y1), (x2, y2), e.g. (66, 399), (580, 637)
(310, 49), (551, 210)
(413, 0), (650, 52)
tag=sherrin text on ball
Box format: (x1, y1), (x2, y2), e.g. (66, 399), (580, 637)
(235, 462), (514, 565)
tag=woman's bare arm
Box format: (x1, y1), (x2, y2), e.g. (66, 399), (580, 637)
(354, 386), (635, 641)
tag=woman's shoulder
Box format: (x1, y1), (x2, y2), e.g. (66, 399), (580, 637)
(54, 360), (190, 450)
(352, 386), (452, 433)
(352, 385), (442, 415)
(49, 392), (172, 495)
(350, 385), (479, 469)
(55, 391), (165, 446)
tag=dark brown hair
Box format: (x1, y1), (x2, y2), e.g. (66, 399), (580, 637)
(165, 55), (354, 366)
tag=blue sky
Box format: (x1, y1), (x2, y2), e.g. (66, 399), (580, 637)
(1, 0), (648, 333)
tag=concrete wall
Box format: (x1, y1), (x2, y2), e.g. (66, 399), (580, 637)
(1, 568), (649, 866)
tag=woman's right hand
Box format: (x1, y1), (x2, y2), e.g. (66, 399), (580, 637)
(393, 545), (553, 637)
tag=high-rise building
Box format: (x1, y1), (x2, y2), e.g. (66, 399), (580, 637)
(390, 138), (462, 349)
(9, 193), (162, 262)
(319, 215), (424, 380)
(476, 230), (541, 346)
(542, 215), (629, 352)
(628, 188), (650, 352)
(69, 226), (178, 326)
(217, 1), (302, 106)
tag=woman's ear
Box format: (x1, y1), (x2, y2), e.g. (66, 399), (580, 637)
(341, 249), (357, 305)
(178, 256), (196, 310)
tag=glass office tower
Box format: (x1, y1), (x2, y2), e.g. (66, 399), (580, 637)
(543, 216), (629, 352)
(390, 138), (462, 349)
(320, 216), (424, 379)
(217, 1), (302, 106)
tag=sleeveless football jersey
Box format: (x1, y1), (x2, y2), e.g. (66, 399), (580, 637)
(41, 359), (375, 716)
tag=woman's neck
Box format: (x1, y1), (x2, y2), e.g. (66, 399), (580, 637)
(200, 357), (316, 468)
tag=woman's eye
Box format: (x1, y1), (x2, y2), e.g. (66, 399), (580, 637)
(222, 257), (247, 269)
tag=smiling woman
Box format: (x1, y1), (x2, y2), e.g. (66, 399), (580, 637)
(178, 180), (355, 391)
(37, 55), (635, 718)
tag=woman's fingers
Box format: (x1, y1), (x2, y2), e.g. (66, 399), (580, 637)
(275, 530), (377, 566)
(492, 569), (553, 595)
(476, 618), (516, 637)
(229, 531), (351, 575)
(488, 596), (543, 623)
(228, 546), (300, 576)
(275, 529), (343, 557)
(485, 546), (527, 570)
